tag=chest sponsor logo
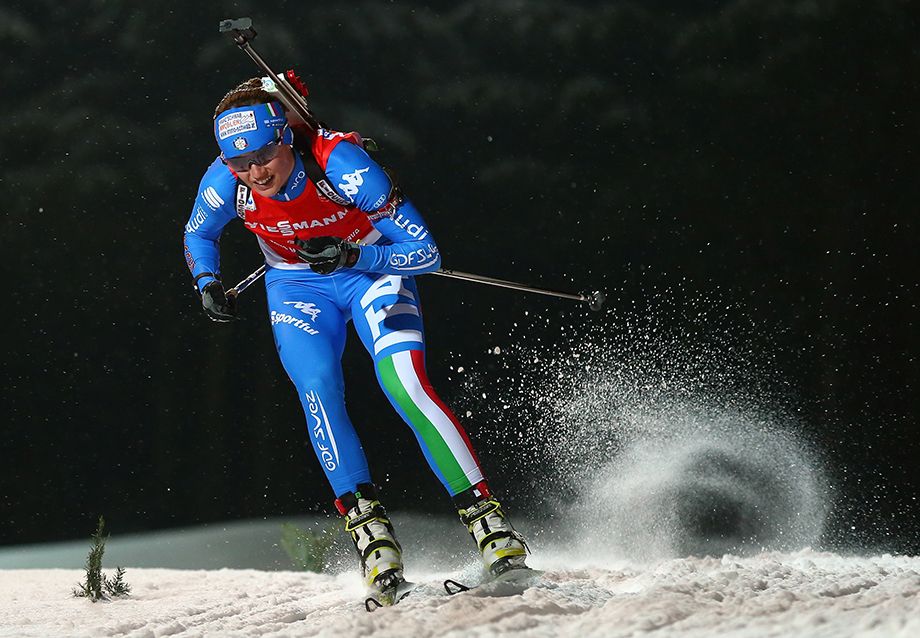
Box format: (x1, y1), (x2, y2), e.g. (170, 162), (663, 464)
(283, 301), (322, 321)
(216, 110), (257, 140)
(245, 210), (348, 235)
(338, 167), (370, 198)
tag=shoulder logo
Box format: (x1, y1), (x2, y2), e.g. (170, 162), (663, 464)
(338, 167), (370, 197)
(315, 179), (352, 206)
(202, 186), (225, 210)
(319, 129), (346, 140)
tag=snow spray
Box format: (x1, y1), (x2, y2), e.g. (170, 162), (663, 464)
(566, 411), (828, 563)
(451, 287), (830, 565)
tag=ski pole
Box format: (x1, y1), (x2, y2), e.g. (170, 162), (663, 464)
(225, 263), (605, 311)
(432, 268), (606, 311)
(226, 264), (268, 299)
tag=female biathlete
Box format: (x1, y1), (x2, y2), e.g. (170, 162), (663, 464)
(182, 78), (528, 604)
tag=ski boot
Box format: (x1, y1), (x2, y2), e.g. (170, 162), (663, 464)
(335, 484), (411, 608)
(455, 482), (529, 577)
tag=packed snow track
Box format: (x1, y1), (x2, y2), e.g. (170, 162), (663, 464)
(1, 550), (918, 637)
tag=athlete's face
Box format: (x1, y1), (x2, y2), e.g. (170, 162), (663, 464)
(235, 145), (296, 197)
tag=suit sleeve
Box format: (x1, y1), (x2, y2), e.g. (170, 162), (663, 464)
(182, 159), (239, 292)
(324, 141), (442, 275)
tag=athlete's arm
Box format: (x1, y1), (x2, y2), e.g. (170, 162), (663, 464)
(182, 159), (239, 291)
(357, 199), (441, 273)
(324, 141), (442, 275)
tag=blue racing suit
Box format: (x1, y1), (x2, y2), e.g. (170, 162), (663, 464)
(183, 133), (486, 498)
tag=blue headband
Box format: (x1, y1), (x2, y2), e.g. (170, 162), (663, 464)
(214, 102), (288, 158)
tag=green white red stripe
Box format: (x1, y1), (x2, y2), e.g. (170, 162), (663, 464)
(377, 350), (484, 495)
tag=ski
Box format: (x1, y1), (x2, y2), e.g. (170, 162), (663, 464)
(443, 567), (542, 596)
(364, 579), (418, 611)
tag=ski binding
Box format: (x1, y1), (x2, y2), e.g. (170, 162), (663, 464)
(444, 566), (542, 596)
(365, 578), (417, 611)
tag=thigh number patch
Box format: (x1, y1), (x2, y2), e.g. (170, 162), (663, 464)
(360, 275), (423, 354)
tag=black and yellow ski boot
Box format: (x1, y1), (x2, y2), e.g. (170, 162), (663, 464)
(335, 484), (413, 610)
(455, 482), (529, 577)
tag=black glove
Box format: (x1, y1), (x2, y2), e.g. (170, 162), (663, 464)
(201, 281), (238, 322)
(294, 236), (360, 275)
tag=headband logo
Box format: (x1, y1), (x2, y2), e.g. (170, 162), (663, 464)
(216, 109), (257, 140)
(233, 137), (249, 151)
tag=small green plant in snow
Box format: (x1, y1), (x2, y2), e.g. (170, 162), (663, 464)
(73, 516), (131, 602)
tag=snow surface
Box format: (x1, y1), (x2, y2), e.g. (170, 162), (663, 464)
(1, 544), (918, 637)
(4, 333), (918, 636)
(2, 421), (917, 637)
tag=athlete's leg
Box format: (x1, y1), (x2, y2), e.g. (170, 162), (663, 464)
(347, 271), (529, 575)
(265, 270), (372, 497)
(347, 272), (485, 496)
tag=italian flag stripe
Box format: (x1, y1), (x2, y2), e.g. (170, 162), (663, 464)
(378, 351), (483, 494)
(407, 350), (483, 469)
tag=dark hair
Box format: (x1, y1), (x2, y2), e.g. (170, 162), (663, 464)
(213, 78), (274, 119)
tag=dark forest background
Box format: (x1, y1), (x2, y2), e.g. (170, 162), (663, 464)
(1, 1), (917, 552)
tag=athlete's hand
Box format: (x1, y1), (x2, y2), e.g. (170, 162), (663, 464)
(294, 236), (360, 275)
(201, 281), (238, 322)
